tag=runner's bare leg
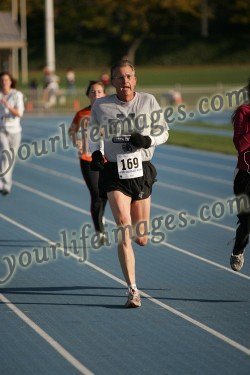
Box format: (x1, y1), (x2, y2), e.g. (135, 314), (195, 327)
(107, 191), (135, 286)
(131, 196), (151, 246)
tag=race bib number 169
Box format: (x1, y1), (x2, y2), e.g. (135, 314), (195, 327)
(117, 151), (143, 179)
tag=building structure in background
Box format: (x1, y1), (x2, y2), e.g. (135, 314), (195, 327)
(0, 0), (28, 84)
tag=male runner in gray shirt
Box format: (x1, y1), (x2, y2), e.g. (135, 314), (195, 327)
(89, 59), (169, 307)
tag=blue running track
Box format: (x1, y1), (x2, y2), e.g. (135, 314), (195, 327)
(0, 115), (249, 375)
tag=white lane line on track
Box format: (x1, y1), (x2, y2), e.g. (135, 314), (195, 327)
(15, 163), (235, 232)
(23, 162), (223, 200)
(152, 202), (235, 232)
(160, 144), (236, 161)
(51, 145), (234, 166)
(0, 212), (249, 356)
(161, 241), (250, 279)
(0, 298), (93, 374)
(13, 180), (114, 224)
(14, 175), (234, 234)
(46, 154), (232, 185)
(156, 181), (222, 200)
(42, 153), (77, 163)
(12, 181), (247, 278)
(157, 165), (231, 185)
(23, 160), (224, 200)
(155, 152), (234, 171)
(18, 161), (82, 184)
(53, 144), (235, 164)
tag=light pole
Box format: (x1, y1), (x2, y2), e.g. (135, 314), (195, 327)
(11, 0), (28, 83)
(20, 0), (28, 83)
(45, 0), (56, 71)
(11, 0), (18, 79)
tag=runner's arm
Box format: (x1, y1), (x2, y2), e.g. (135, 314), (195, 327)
(68, 111), (81, 149)
(148, 96), (169, 146)
(88, 106), (102, 153)
(233, 106), (250, 153)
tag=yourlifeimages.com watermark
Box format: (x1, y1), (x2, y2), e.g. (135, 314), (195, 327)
(0, 87), (247, 178)
(1, 194), (249, 285)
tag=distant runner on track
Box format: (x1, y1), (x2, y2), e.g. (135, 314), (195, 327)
(0, 71), (24, 195)
(69, 81), (107, 245)
(230, 78), (250, 272)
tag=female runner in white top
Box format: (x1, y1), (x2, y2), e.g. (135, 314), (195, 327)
(0, 71), (24, 195)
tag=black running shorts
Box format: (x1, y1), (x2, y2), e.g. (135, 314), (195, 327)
(99, 161), (157, 201)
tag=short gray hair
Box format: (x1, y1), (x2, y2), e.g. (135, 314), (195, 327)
(111, 59), (135, 79)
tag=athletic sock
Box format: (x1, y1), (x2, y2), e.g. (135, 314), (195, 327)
(128, 284), (138, 292)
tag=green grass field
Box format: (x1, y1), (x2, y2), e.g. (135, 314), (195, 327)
(136, 65), (250, 86)
(28, 64), (250, 89)
(168, 130), (236, 155)
(177, 121), (232, 131)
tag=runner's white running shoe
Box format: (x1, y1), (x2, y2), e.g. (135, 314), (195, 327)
(95, 232), (107, 248)
(125, 288), (141, 308)
(230, 252), (244, 272)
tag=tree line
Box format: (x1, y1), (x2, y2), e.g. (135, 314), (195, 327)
(1, 0), (249, 66)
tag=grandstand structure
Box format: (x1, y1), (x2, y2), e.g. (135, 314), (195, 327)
(0, 0), (28, 83)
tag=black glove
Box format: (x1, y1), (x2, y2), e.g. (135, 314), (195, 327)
(90, 151), (105, 171)
(129, 132), (152, 149)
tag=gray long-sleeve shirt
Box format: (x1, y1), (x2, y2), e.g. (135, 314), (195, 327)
(89, 92), (169, 162)
(0, 89), (24, 134)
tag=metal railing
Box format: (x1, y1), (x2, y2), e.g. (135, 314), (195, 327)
(23, 84), (245, 114)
